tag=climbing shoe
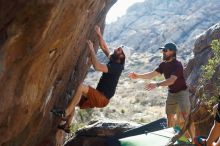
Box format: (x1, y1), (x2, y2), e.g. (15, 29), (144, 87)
(58, 124), (71, 133)
(51, 108), (66, 118)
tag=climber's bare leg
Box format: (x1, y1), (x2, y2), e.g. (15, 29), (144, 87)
(167, 114), (175, 127)
(206, 121), (220, 146)
(65, 83), (89, 117)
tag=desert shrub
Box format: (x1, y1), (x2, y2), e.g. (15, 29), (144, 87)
(138, 118), (146, 123)
(78, 109), (94, 123)
(70, 123), (85, 133)
(200, 40), (220, 106)
(121, 109), (125, 114)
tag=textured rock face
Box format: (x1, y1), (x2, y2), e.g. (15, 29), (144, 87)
(186, 22), (220, 90)
(185, 22), (220, 136)
(104, 0), (220, 69)
(64, 120), (139, 146)
(0, 0), (116, 145)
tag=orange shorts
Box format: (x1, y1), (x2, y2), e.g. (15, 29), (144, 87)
(78, 86), (109, 109)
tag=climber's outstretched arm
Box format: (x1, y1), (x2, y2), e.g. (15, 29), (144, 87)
(95, 25), (110, 58)
(87, 40), (108, 73)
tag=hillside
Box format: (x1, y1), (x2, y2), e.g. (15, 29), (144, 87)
(104, 0), (220, 71)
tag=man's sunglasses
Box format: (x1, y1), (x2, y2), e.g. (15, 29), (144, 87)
(162, 49), (168, 52)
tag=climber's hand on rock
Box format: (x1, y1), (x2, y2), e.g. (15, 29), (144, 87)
(145, 83), (157, 91)
(87, 40), (95, 53)
(128, 72), (138, 79)
(95, 25), (101, 36)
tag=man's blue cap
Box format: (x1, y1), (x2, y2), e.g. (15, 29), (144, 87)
(159, 43), (177, 51)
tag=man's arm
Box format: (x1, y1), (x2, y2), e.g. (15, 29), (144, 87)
(156, 75), (177, 86)
(129, 71), (160, 80)
(95, 25), (110, 58)
(145, 75), (177, 91)
(87, 40), (108, 73)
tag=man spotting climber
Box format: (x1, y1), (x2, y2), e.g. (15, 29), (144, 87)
(52, 25), (128, 133)
(129, 43), (191, 128)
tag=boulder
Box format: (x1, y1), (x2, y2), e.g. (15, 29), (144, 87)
(0, 0), (116, 145)
(64, 120), (140, 146)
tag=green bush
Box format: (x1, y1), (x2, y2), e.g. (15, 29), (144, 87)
(70, 123), (85, 133)
(121, 109), (125, 114)
(138, 118), (146, 123)
(200, 39), (220, 105)
(201, 40), (220, 80)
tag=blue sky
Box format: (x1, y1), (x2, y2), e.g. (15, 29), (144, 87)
(106, 0), (144, 24)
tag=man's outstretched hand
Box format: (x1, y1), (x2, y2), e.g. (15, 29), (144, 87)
(87, 40), (95, 54)
(145, 83), (157, 91)
(128, 72), (138, 79)
(95, 25), (102, 36)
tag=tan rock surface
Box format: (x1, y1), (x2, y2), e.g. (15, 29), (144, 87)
(0, 0), (116, 145)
